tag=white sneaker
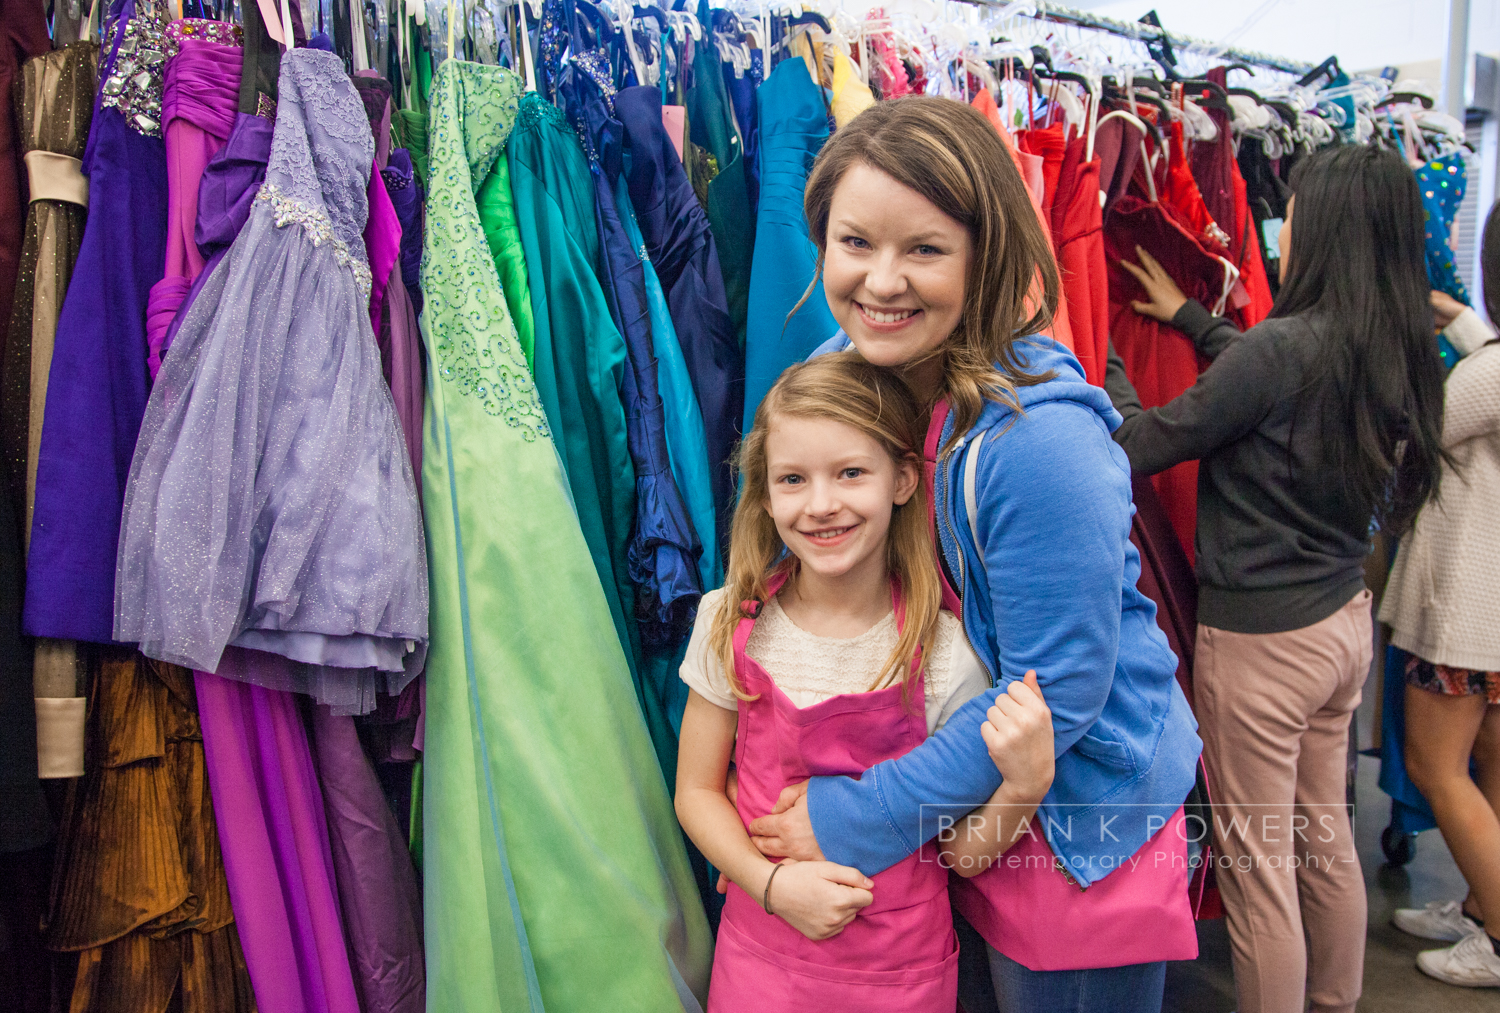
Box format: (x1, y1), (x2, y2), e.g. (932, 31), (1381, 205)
(1416, 931), (1500, 987)
(1394, 901), (1484, 942)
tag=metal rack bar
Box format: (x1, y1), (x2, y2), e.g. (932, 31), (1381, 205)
(962, 0), (1315, 76)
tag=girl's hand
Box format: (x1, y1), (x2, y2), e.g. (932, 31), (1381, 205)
(765, 859), (875, 941)
(1121, 246), (1190, 324)
(981, 670), (1054, 803)
(1431, 290), (1467, 330)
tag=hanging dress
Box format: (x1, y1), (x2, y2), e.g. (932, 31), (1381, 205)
(115, 48), (427, 704)
(144, 19), (243, 378)
(420, 58), (711, 1011)
(1105, 180), (1236, 565)
(615, 84), (740, 546)
(24, 0), (169, 647)
(508, 90), (642, 685)
(741, 56), (839, 427)
(44, 651), (256, 1013)
(3, 42), (98, 542)
(5, 42), (98, 789)
(551, 18), (702, 662)
(191, 214), (365, 1013)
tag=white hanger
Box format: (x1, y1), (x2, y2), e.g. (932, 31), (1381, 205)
(615, 0), (650, 85)
(516, 0), (538, 89)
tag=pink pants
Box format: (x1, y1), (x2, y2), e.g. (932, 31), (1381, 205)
(1195, 590), (1372, 1013)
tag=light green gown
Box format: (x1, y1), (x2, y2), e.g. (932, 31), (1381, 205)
(419, 60), (712, 1011)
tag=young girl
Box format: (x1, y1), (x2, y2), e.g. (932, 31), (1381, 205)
(744, 97), (1203, 1013)
(674, 353), (1054, 1011)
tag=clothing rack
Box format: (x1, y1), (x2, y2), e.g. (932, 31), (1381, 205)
(958, 0), (1315, 77)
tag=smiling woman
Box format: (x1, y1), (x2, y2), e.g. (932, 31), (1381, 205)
(819, 162), (971, 392)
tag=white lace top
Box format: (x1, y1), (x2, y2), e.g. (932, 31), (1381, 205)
(680, 588), (991, 734)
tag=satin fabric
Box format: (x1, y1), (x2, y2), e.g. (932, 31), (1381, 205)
(420, 59), (710, 1012)
(1050, 136), (1109, 385)
(145, 30), (241, 378)
(616, 84), (740, 556)
(614, 170), (720, 593)
(710, 574), (958, 1011)
(196, 661), (361, 1013)
(742, 58), (839, 428)
(24, 22), (168, 645)
(553, 41), (703, 658)
(475, 153), (535, 369)
(508, 91), (641, 695)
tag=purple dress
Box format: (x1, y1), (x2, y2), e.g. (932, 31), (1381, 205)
(24, 0), (169, 644)
(184, 44), (421, 1013)
(114, 48), (427, 713)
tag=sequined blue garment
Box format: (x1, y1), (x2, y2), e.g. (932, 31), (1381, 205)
(1415, 152), (1470, 368)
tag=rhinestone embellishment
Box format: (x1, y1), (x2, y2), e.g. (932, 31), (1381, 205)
(255, 183), (374, 298)
(101, 0), (170, 138)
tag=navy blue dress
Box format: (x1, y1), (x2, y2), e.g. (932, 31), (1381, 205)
(615, 84), (741, 555)
(546, 1), (702, 654)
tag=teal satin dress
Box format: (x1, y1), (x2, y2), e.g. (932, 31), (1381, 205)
(507, 92), (643, 687)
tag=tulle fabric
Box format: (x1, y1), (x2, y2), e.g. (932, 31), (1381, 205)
(115, 51), (426, 709)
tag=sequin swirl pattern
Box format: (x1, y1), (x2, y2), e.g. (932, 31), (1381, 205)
(422, 62), (550, 440)
(256, 181), (374, 298)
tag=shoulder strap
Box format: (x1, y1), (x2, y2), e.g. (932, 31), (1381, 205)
(962, 429), (985, 553)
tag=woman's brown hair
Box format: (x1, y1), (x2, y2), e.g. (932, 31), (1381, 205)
(799, 95), (1060, 448)
(707, 352), (941, 703)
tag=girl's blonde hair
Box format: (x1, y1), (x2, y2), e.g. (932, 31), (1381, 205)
(799, 96), (1061, 450)
(708, 353), (941, 703)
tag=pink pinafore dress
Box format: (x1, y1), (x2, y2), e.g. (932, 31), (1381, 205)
(707, 574), (958, 1012)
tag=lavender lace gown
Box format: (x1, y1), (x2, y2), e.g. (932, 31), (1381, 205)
(115, 49), (426, 713)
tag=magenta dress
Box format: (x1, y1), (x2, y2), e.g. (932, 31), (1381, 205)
(146, 19), (242, 377)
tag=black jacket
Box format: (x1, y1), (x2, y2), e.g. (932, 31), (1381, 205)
(1105, 301), (1370, 634)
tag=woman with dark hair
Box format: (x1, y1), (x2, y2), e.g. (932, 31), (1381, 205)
(1107, 143), (1450, 1013)
(1382, 202), (1500, 989)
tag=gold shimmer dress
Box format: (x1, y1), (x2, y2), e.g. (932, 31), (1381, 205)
(44, 652), (257, 1013)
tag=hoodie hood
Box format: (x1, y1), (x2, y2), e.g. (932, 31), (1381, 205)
(811, 331), (1120, 432)
(981, 336), (1122, 431)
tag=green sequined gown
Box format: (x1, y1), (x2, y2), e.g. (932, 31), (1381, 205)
(419, 61), (711, 1011)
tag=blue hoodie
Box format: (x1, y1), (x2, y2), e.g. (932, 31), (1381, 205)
(807, 334), (1202, 887)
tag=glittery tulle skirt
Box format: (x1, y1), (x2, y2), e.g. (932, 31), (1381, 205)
(115, 196), (427, 713)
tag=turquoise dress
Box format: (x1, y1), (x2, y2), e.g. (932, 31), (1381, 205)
(741, 56), (839, 427)
(507, 92), (642, 686)
(420, 61), (710, 1011)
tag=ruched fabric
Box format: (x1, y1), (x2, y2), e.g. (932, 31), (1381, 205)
(146, 31), (242, 378)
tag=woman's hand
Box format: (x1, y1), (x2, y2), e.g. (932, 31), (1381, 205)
(1120, 246), (1190, 324)
(748, 782), (827, 861)
(765, 858), (874, 941)
(1431, 290), (1467, 330)
(981, 670), (1054, 802)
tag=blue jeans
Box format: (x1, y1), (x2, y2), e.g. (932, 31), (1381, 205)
(986, 945), (1166, 1013)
